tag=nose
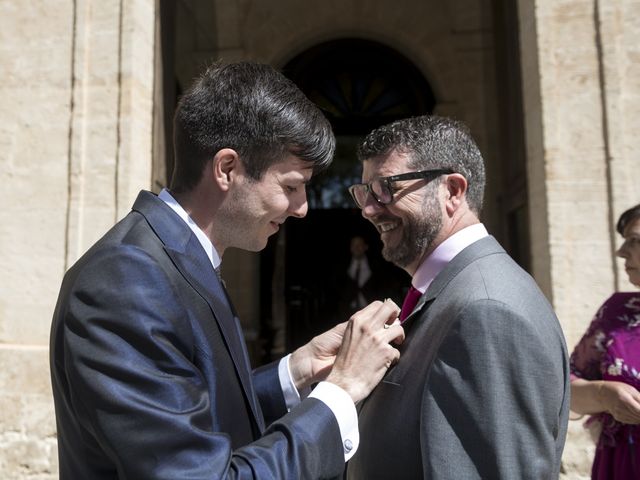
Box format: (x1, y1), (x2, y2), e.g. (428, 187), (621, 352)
(361, 194), (384, 219)
(289, 191), (308, 219)
(616, 240), (629, 259)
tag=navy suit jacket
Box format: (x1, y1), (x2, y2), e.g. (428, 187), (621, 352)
(50, 191), (343, 479)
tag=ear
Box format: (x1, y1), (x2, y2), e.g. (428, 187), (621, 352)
(211, 148), (240, 192)
(443, 173), (468, 215)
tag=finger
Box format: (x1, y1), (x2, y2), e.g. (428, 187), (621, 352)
(378, 343), (400, 368)
(614, 399), (640, 424)
(350, 300), (386, 320)
(619, 413), (640, 425)
(329, 321), (348, 336)
(382, 323), (405, 345)
(383, 298), (401, 316)
(624, 404), (640, 421)
(387, 344), (401, 366)
(350, 300), (399, 332)
(627, 398), (640, 411)
(384, 318), (401, 328)
(622, 393), (640, 411)
(372, 298), (401, 327)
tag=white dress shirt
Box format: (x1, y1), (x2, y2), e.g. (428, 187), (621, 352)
(158, 189), (358, 458)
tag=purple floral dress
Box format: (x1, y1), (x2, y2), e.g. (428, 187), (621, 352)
(570, 292), (640, 479)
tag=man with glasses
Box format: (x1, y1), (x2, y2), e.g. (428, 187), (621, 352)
(345, 115), (570, 479)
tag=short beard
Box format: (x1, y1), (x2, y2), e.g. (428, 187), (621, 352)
(382, 193), (442, 269)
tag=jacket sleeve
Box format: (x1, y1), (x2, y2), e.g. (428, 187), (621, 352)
(419, 299), (568, 480)
(253, 361), (288, 425)
(60, 245), (344, 479)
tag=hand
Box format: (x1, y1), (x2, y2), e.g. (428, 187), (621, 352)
(325, 299), (405, 403)
(289, 321), (348, 391)
(600, 381), (640, 424)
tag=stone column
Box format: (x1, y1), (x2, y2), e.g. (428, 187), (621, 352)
(518, 0), (640, 477)
(67, 0), (155, 260)
(0, 0), (156, 477)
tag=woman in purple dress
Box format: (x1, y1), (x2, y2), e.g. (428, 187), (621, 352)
(570, 203), (640, 479)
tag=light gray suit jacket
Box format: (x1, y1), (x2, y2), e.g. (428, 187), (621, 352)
(347, 236), (570, 479)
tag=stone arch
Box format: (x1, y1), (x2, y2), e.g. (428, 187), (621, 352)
(269, 30), (449, 110)
(282, 37), (435, 136)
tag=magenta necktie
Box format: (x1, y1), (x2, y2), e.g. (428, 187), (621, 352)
(400, 286), (422, 322)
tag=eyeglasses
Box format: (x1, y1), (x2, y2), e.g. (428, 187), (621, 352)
(348, 168), (454, 209)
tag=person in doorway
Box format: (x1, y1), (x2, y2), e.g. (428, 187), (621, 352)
(332, 234), (406, 318)
(332, 235), (383, 314)
(570, 203), (640, 479)
(346, 235), (376, 310)
(345, 114), (570, 479)
(49, 61), (404, 479)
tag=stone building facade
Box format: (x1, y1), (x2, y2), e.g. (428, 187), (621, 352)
(0, 0), (637, 478)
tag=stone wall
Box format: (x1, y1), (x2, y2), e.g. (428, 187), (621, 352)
(0, 0), (156, 477)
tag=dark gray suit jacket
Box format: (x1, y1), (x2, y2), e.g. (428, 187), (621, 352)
(50, 191), (344, 479)
(347, 236), (570, 479)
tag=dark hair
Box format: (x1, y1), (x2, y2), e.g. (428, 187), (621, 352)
(616, 203), (640, 235)
(171, 61), (335, 192)
(357, 115), (485, 215)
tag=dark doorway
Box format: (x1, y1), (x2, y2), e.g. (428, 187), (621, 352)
(259, 39), (434, 356)
(284, 210), (409, 351)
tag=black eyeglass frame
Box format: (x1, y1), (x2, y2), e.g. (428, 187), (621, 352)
(348, 168), (455, 208)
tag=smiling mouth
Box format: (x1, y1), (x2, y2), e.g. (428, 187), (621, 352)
(378, 221), (399, 233)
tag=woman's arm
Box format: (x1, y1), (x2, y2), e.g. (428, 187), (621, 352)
(571, 377), (640, 424)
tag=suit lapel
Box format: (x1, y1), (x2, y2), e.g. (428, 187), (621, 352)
(401, 236), (506, 328)
(132, 191), (264, 432)
(401, 295), (431, 331)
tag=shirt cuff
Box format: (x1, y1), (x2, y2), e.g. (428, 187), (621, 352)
(309, 381), (359, 461)
(278, 354), (311, 411)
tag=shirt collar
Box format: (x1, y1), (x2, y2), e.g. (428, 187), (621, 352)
(412, 223), (488, 293)
(158, 188), (222, 270)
